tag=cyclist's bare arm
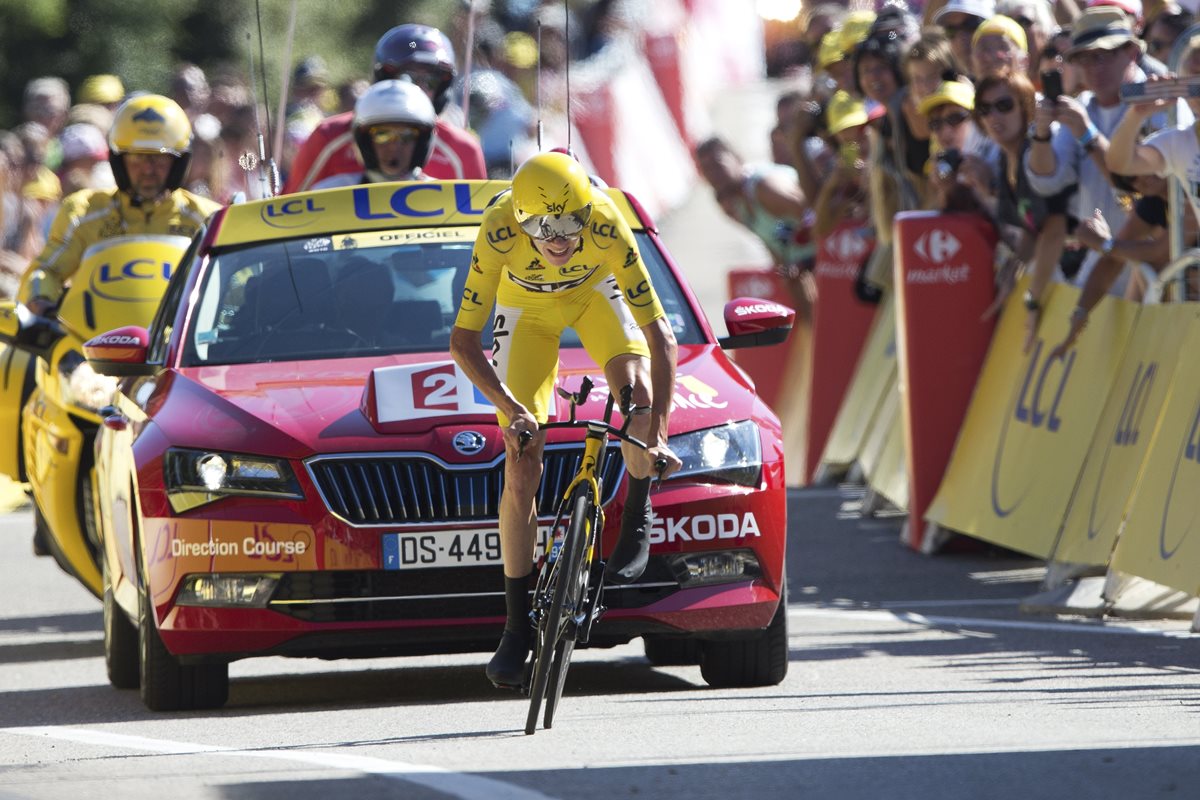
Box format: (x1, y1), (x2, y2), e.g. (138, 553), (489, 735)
(642, 316), (681, 478)
(449, 325), (539, 448)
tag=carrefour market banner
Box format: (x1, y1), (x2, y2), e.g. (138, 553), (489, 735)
(1052, 303), (1194, 568)
(1110, 310), (1200, 596)
(926, 283), (1138, 558)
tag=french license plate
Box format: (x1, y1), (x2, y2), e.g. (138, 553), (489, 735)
(382, 527), (553, 570)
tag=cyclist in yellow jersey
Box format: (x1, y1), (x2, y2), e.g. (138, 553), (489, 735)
(450, 151), (682, 689)
(20, 94), (220, 315)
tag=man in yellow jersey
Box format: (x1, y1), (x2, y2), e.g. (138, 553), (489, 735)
(20, 94), (220, 315)
(18, 94), (219, 556)
(450, 151), (682, 689)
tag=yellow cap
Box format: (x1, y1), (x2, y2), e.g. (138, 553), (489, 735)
(817, 30), (844, 68)
(972, 15), (1029, 53)
(826, 90), (869, 134)
(78, 74), (125, 105)
(22, 166), (61, 202)
(504, 31), (539, 70)
(839, 10), (877, 55)
(917, 80), (975, 115)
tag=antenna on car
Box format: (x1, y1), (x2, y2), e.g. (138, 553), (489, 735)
(461, 0), (477, 125)
(564, 0), (571, 153)
(271, 0), (300, 176)
(535, 20), (544, 150)
(240, 0), (281, 198)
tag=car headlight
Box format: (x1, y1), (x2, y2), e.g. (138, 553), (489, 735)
(176, 573), (281, 607)
(668, 421), (762, 486)
(164, 448), (303, 513)
(58, 351), (120, 413)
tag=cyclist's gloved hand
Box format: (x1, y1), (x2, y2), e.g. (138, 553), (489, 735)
(503, 408), (540, 453)
(644, 444), (681, 481)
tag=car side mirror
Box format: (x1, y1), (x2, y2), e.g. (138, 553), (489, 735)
(718, 297), (795, 350)
(84, 326), (157, 377)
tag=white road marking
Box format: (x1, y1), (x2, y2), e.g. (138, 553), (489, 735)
(788, 606), (1200, 638)
(1, 726), (560, 800)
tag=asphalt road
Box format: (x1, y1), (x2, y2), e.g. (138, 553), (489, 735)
(3, 485), (1199, 800)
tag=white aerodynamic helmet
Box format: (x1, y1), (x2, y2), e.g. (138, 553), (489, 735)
(352, 78), (437, 175)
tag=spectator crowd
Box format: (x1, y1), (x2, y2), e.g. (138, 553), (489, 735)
(0, 0), (638, 300)
(4, 0), (1200, 365)
(698, 0), (1200, 357)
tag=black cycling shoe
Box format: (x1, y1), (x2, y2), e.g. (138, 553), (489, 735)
(486, 630), (531, 689)
(605, 498), (652, 585)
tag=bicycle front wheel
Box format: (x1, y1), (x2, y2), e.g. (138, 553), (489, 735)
(525, 486), (593, 735)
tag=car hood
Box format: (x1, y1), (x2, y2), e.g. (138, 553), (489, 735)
(170, 345), (756, 458)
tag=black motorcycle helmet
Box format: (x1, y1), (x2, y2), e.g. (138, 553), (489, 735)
(372, 24), (457, 114)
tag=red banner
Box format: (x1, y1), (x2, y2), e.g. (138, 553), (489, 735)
(805, 223), (878, 483)
(893, 211), (998, 550)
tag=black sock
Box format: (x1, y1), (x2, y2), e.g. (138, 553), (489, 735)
(504, 574), (532, 641)
(624, 476), (651, 516)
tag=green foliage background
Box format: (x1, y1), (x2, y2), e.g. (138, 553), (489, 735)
(0, 0), (454, 128)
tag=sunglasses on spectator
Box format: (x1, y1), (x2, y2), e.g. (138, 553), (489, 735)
(928, 111), (970, 131)
(976, 96), (1017, 117)
(943, 19), (982, 36)
(369, 126), (420, 146)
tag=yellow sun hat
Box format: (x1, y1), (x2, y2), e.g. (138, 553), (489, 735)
(972, 15), (1029, 53)
(917, 80), (975, 116)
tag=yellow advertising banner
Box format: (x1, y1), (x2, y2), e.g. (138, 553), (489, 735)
(820, 293), (897, 469)
(215, 181), (646, 248)
(870, 417), (910, 511)
(1110, 311), (1200, 596)
(859, 371), (900, 485)
(1053, 304), (1196, 567)
(926, 283), (1139, 558)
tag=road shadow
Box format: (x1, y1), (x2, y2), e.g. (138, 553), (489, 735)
(203, 744), (1200, 800)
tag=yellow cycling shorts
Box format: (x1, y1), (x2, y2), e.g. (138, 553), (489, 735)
(492, 274), (649, 425)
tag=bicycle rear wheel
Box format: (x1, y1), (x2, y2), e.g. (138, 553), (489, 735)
(525, 486), (593, 735)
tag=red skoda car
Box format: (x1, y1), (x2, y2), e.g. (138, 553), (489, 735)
(86, 180), (793, 710)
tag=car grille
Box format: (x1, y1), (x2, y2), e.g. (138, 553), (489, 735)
(268, 559), (679, 624)
(307, 444), (624, 526)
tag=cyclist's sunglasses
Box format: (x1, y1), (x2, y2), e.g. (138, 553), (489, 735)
(517, 204), (593, 241)
(369, 126), (421, 146)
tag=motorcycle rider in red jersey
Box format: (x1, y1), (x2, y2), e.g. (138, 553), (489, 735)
(283, 24), (486, 192)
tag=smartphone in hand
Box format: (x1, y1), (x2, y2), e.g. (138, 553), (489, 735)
(1120, 76), (1200, 102)
(1041, 70), (1063, 101)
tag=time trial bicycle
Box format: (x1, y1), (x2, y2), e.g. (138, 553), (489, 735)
(517, 377), (665, 735)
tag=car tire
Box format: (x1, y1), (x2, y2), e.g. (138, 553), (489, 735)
(642, 635), (700, 666)
(138, 580), (229, 711)
(31, 504), (51, 557)
(699, 585), (789, 688)
(103, 559), (139, 690)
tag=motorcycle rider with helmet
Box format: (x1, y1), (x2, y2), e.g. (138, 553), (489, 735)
(17, 94), (219, 557)
(311, 79), (437, 188)
(449, 151), (682, 688)
(20, 94), (220, 316)
(284, 23), (486, 192)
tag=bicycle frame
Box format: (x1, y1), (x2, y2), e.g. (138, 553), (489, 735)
(523, 377), (650, 733)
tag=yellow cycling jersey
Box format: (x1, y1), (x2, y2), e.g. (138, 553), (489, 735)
(454, 189), (666, 332)
(19, 187), (220, 304)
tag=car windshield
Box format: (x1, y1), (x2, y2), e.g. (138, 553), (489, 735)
(182, 227), (703, 366)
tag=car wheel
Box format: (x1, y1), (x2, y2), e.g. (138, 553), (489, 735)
(31, 504), (51, 557)
(642, 635), (700, 666)
(699, 585), (789, 688)
(103, 558), (139, 690)
(138, 580), (229, 711)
